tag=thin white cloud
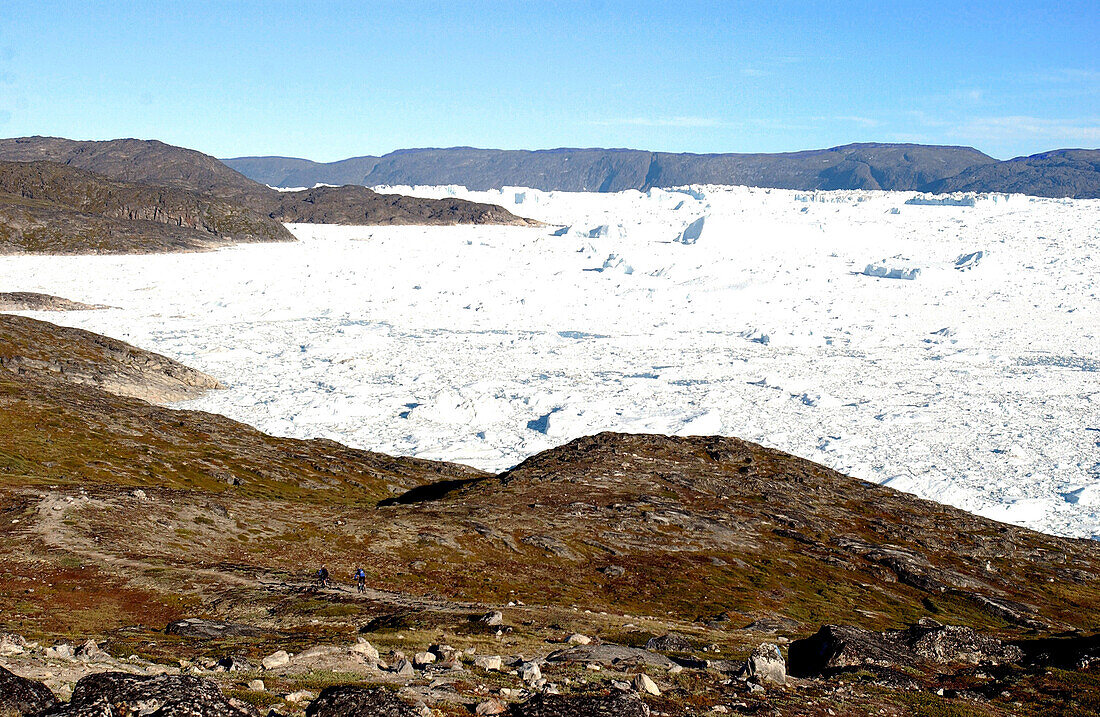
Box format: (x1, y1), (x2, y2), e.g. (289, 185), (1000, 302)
(591, 116), (728, 128)
(952, 116), (1100, 144)
(814, 115), (882, 128)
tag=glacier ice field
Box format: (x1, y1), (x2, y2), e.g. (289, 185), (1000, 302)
(2, 184), (1098, 539)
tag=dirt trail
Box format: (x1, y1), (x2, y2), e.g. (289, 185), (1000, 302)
(27, 491), (481, 614)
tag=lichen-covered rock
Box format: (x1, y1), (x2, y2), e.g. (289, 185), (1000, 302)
(506, 693), (650, 717)
(744, 642), (786, 684)
(0, 665), (58, 716)
(59, 672), (254, 717)
(305, 686), (420, 717)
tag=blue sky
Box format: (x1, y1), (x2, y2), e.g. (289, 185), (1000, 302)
(0, 1), (1096, 160)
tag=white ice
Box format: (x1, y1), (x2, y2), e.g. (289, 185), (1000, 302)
(2, 184), (1098, 539)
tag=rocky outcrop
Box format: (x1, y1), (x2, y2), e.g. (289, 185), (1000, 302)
(0, 314), (222, 404)
(52, 673), (253, 717)
(304, 686), (420, 717)
(0, 138), (534, 233)
(0, 665), (58, 716)
(0, 293), (104, 312)
(506, 693), (650, 717)
(0, 160), (293, 254)
(788, 620), (1023, 677)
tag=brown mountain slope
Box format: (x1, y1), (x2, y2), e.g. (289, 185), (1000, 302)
(1, 318), (1097, 715)
(0, 137), (535, 228)
(0, 160), (293, 254)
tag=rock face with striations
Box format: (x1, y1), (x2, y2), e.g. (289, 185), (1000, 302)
(788, 619), (1024, 677)
(0, 665), (59, 717)
(0, 314), (222, 404)
(0, 160), (293, 254)
(0, 292), (103, 312)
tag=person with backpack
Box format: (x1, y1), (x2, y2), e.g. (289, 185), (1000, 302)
(354, 566), (366, 593)
(317, 565), (330, 589)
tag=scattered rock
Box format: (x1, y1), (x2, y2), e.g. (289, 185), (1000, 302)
(393, 659), (415, 677)
(166, 618), (266, 639)
(0, 632), (28, 656)
(248, 680), (265, 692)
(413, 651), (436, 667)
(262, 650), (291, 670)
(599, 565), (626, 578)
(566, 633), (591, 646)
(305, 685), (421, 717)
(0, 664), (59, 716)
(46, 643), (75, 660)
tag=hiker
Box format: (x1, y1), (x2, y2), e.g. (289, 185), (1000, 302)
(317, 565), (330, 588)
(355, 566), (366, 593)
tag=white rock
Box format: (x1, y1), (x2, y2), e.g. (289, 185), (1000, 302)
(284, 690), (314, 703)
(261, 650), (290, 670)
(248, 679), (265, 692)
(521, 661), (542, 683)
(350, 640), (380, 661)
(633, 673), (660, 696)
(566, 633), (591, 645)
(413, 651), (436, 666)
(473, 655), (503, 671)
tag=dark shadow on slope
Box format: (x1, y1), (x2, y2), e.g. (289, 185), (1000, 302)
(377, 477), (486, 506)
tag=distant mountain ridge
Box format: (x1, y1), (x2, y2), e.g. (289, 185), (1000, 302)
(0, 137), (535, 243)
(225, 143), (1100, 198)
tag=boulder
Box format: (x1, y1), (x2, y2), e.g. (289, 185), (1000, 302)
(473, 655), (503, 671)
(520, 661), (542, 683)
(305, 686), (420, 717)
(0, 665), (59, 716)
(788, 621), (1024, 677)
(789, 624), (915, 676)
(743, 643), (786, 684)
(633, 673), (660, 695)
(349, 639), (380, 661)
(476, 698), (507, 715)
(261, 650), (290, 670)
(58, 673), (253, 717)
(546, 643), (675, 669)
(0, 633), (28, 656)
(905, 620), (1023, 664)
(76, 640), (112, 662)
(412, 651), (436, 667)
(507, 693), (650, 717)
(480, 610), (504, 626)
